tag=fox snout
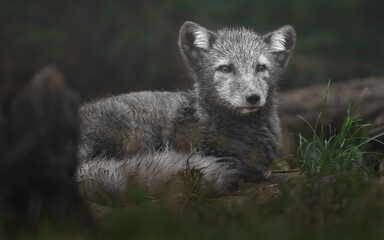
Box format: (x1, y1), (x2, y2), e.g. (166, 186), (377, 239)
(245, 94), (260, 105)
(238, 92), (266, 114)
(245, 91), (266, 106)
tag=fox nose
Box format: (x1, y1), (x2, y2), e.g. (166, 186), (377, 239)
(246, 94), (260, 105)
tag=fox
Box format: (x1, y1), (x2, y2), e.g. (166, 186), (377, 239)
(76, 21), (296, 197)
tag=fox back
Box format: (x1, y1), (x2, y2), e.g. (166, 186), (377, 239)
(77, 22), (296, 196)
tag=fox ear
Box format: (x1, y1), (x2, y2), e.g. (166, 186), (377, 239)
(265, 25), (296, 52)
(179, 21), (216, 63)
(264, 25), (296, 66)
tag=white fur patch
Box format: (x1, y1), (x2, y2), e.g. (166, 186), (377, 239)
(193, 30), (210, 50)
(270, 33), (286, 51)
(76, 151), (241, 199)
(240, 108), (259, 114)
(257, 55), (271, 66)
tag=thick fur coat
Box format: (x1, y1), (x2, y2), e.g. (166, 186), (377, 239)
(77, 21), (296, 197)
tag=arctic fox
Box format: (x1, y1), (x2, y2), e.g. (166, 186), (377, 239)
(77, 21), (296, 197)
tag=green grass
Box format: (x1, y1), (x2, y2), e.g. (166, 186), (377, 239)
(178, 156), (217, 209)
(297, 81), (383, 180)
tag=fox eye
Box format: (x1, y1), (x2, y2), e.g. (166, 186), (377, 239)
(218, 65), (233, 73)
(256, 64), (267, 72)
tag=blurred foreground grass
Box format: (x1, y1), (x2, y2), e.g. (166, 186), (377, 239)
(9, 175), (384, 239)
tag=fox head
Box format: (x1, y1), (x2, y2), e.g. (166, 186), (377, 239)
(179, 21), (295, 114)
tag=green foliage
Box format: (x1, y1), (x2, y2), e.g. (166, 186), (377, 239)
(273, 177), (384, 238)
(8, 178), (384, 239)
(297, 81), (383, 179)
(178, 156), (217, 208)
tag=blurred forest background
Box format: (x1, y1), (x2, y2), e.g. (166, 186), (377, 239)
(0, 0), (383, 101)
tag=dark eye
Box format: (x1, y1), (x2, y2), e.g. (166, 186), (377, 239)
(218, 65), (232, 73)
(256, 64), (267, 72)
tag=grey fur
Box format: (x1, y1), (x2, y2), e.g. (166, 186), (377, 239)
(77, 21), (296, 196)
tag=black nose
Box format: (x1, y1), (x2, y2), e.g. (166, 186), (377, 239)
(246, 94), (260, 104)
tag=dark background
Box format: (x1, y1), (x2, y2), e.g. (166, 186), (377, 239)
(1, 0), (383, 101)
